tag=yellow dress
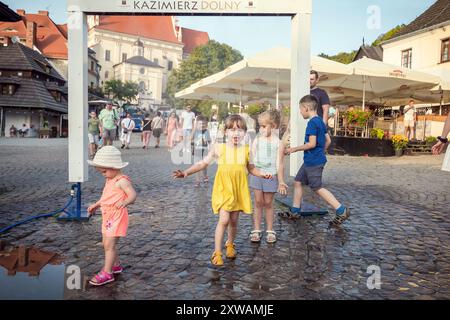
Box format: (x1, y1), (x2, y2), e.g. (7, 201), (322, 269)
(211, 143), (252, 214)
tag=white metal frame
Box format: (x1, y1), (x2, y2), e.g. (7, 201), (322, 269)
(67, 0), (311, 181)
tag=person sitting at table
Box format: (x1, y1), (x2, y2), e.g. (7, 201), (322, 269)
(18, 123), (28, 137)
(9, 125), (17, 137)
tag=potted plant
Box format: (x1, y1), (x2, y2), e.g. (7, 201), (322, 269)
(391, 134), (408, 156)
(370, 128), (384, 140)
(425, 136), (437, 146)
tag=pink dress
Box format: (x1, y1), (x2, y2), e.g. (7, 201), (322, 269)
(166, 117), (178, 148)
(99, 175), (131, 237)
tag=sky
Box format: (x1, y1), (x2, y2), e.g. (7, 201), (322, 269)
(3, 0), (436, 57)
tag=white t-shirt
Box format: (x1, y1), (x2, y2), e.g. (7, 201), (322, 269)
(404, 105), (416, 120)
(152, 116), (163, 129)
(181, 111), (195, 130)
(121, 118), (135, 131)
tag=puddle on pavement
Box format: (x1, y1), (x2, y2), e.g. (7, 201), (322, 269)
(0, 241), (65, 300)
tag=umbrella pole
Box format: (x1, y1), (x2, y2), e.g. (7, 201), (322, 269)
(362, 75), (366, 112)
(440, 86), (443, 116)
(239, 85), (243, 114)
(276, 70), (280, 110)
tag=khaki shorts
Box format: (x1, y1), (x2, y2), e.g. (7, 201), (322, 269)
(404, 119), (415, 128)
(102, 128), (116, 140)
(88, 133), (99, 145)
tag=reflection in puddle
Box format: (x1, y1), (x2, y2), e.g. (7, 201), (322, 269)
(0, 242), (65, 300)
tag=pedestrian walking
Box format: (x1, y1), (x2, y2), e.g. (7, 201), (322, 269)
(87, 146), (137, 286)
(180, 106), (196, 152)
(141, 113), (152, 150)
(191, 115), (211, 187)
(165, 112), (178, 150)
(120, 113), (135, 149)
(404, 100), (417, 141)
(151, 112), (164, 148)
(88, 111), (101, 160)
(99, 104), (119, 146)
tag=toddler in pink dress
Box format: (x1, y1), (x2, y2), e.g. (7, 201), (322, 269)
(87, 146), (137, 286)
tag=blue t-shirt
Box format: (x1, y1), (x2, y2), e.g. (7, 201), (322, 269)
(304, 116), (327, 167)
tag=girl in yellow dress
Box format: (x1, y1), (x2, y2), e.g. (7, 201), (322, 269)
(173, 115), (272, 266)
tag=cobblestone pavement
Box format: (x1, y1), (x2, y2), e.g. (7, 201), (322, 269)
(1, 136), (450, 300)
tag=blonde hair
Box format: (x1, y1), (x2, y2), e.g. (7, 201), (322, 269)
(224, 114), (247, 131)
(258, 110), (281, 128)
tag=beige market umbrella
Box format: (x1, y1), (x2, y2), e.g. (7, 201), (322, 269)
(175, 47), (352, 107)
(318, 57), (441, 110)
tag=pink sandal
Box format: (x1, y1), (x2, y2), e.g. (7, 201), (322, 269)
(89, 270), (114, 286)
(112, 264), (123, 274)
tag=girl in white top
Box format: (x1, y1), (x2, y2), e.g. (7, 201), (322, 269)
(249, 110), (288, 244)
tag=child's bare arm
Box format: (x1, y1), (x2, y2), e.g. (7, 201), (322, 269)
(247, 164), (272, 179)
(87, 200), (102, 216)
(325, 133), (331, 150)
(173, 144), (217, 178)
(116, 178), (137, 209)
(285, 135), (317, 155)
(277, 142), (288, 195)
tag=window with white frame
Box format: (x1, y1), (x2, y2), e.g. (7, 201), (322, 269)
(401, 49), (412, 68)
(442, 38), (450, 63)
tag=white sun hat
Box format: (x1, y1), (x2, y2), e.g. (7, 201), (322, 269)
(87, 146), (129, 169)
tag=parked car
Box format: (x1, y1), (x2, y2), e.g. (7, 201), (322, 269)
(132, 117), (143, 132)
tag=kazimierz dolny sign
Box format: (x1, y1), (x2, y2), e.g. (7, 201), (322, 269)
(70, 0), (307, 15)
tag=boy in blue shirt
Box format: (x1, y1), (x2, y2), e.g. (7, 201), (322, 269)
(285, 95), (349, 226)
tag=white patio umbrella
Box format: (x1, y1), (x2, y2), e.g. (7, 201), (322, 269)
(319, 57), (441, 110)
(175, 47), (352, 107)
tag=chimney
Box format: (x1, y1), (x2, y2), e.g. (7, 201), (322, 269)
(38, 10), (49, 16)
(26, 21), (36, 49)
(16, 9), (26, 16)
(5, 37), (12, 47)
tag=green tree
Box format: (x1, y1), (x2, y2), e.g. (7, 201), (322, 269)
(104, 79), (139, 103)
(319, 51), (357, 65)
(318, 24), (406, 64)
(88, 86), (105, 98)
(371, 24), (406, 46)
(245, 104), (267, 116)
(167, 40), (243, 112)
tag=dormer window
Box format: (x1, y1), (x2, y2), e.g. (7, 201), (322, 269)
(1, 84), (16, 95)
(34, 59), (52, 74)
(50, 90), (62, 102)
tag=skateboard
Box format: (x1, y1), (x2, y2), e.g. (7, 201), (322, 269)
(275, 196), (328, 218)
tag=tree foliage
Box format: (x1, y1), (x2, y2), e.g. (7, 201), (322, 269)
(167, 40), (243, 115)
(104, 79), (139, 103)
(319, 24), (406, 64)
(319, 51), (357, 65)
(371, 24), (406, 47)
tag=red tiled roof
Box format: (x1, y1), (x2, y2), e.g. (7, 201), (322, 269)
(0, 19), (26, 35)
(56, 23), (67, 39)
(0, 11), (68, 59)
(94, 15), (181, 45)
(179, 27), (210, 54)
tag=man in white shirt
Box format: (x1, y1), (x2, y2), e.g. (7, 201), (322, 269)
(180, 105), (196, 151)
(120, 113), (135, 149)
(404, 100), (416, 140)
